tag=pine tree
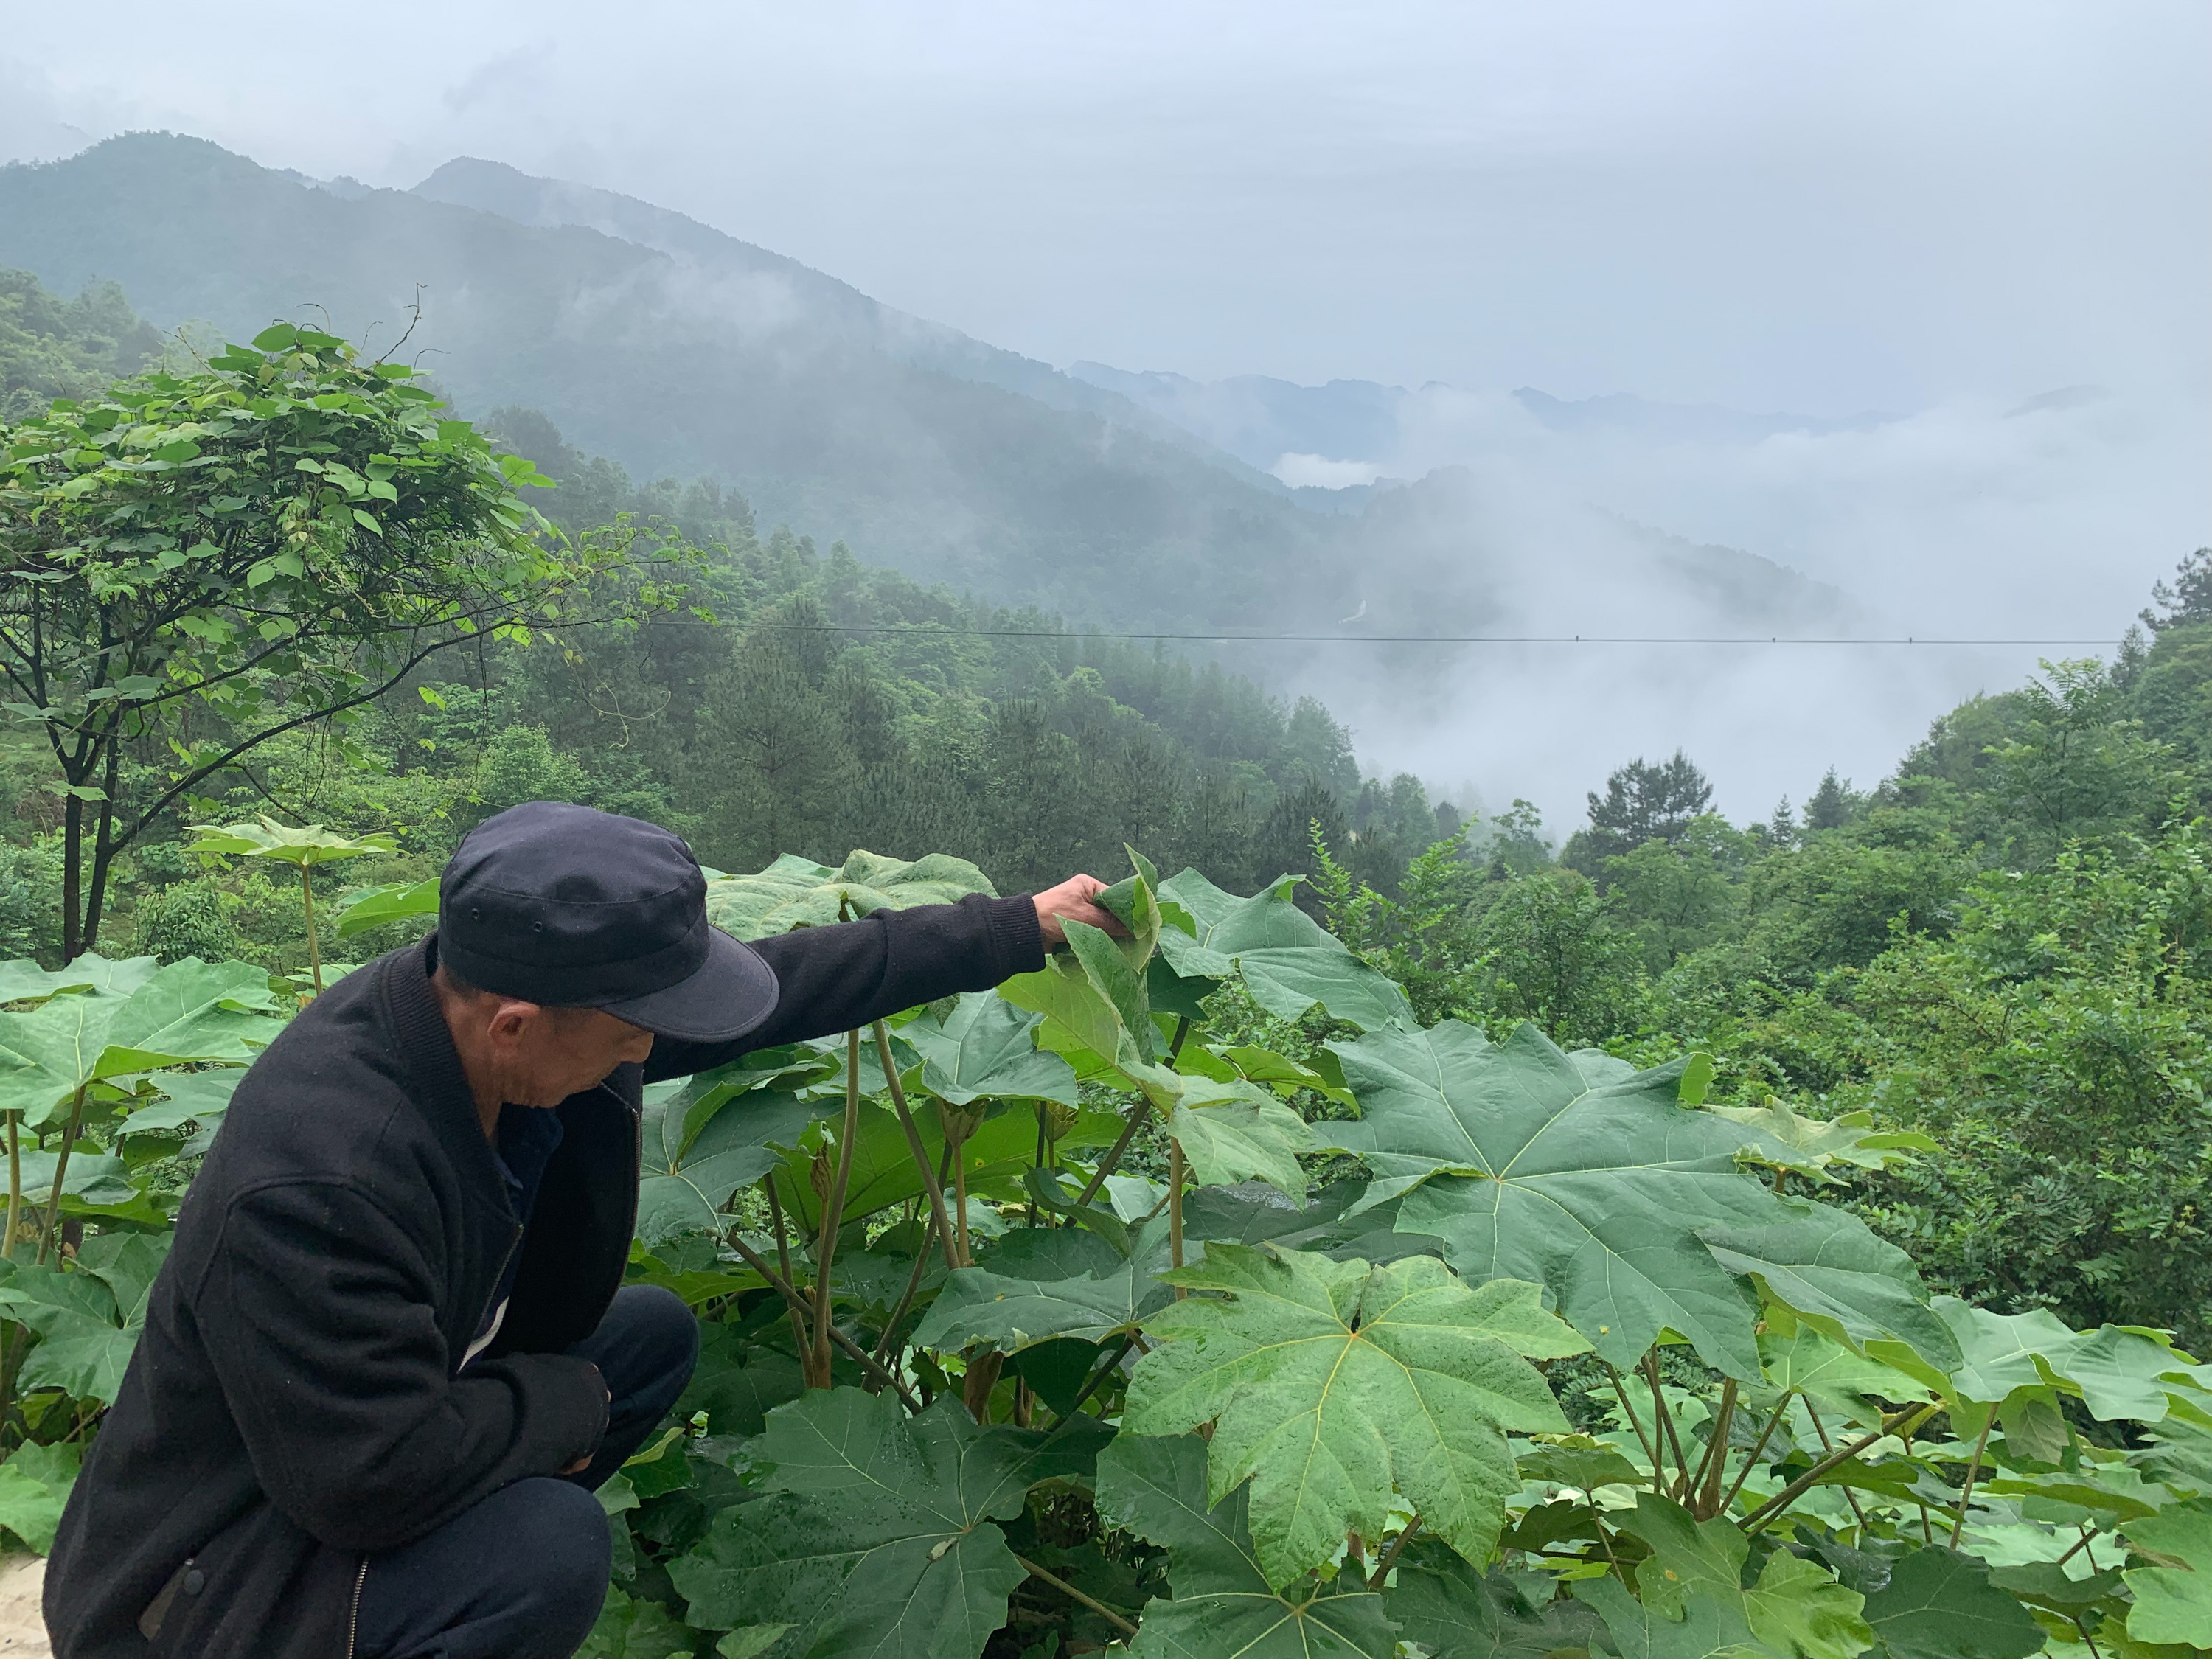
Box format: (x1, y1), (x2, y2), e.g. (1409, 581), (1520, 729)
(2140, 547), (2212, 633)
(1581, 751), (1714, 860)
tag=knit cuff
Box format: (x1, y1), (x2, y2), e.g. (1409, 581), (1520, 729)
(987, 894), (1047, 977)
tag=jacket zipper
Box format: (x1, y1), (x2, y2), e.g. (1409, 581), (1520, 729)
(344, 1556), (369, 1659)
(471, 1223), (525, 1358)
(619, 1082), (641, 1245)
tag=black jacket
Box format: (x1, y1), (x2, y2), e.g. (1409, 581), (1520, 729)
(45, 895), (1043, 1659)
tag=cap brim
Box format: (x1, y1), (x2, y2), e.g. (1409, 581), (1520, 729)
(597, 926), (780, 1045)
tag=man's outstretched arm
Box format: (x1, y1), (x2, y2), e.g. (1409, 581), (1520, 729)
(644, 874), (1120, 1080)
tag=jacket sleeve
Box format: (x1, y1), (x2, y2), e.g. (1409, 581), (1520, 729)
(646, 891), (1045, 1081)
(192, 1178), (609, 1554)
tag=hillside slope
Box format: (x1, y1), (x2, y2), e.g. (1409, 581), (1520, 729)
(0, 134), (1849, 656)
(0, 135), (1340, 626)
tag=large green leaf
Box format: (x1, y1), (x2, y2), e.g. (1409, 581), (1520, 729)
(913, 1217), (1173, 1353)
(0, 957), (141, 1004)
(900, 993), (1079, 1107)
(667, 1388), (1107, 1658)
(578, 1587), (700, 1658)
(1000, 917), (1159, 1081)
(0, 957), (276, 1127)
(1321, 1021), (1944, 1380)
(187, 814), (397, 868)
(1093, 1430), (1397, 1659)
(333, 877), (440, 939)
(1573, 1576), (1764, 1658)
(636, 1082), (829, 1246)
(0, 1255), (136, 1403)
(1699, 1214), (1961, 1374)
(1384, 1540), (1608, 1656)
(1858, 1548), (2044, 1659)
(1124, 1245), (1579, 1586)
(1891, 1299), (2210, 1428)
(703, 851), (995, 941)
(0, 1441), (80, 1554)
(114, 1068), (244, 1156)
(1155, 869), (1413, 1032)
(1757, 1320), (1933, 1427)
(1701, 1099), (1937, 1183)
(2123, 1507), (2212, 1647)
(1167, 1079), (1315, 1200)
(768, 1095), (1121, 1238)
(1618, 1493), (1871, 1659)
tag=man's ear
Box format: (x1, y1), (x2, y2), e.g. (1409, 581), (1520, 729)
(484, 1000), (542, 1043)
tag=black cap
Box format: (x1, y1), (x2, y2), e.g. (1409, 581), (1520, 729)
(438, 801), (779, 1043)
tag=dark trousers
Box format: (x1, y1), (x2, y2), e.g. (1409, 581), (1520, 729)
(354, 1285), (699, 1659)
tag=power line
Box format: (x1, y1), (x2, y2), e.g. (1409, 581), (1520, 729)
(732, 623), (2121, 647)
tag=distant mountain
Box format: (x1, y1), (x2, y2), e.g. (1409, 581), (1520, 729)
(0, 133), (1853, 658)
(410, 158), (1285, 481)
(1065, 361), (1897, 478)
(1509, 388), (1896, 443)
(0, 135), (1327, 626)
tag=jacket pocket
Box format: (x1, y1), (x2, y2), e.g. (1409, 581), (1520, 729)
(137, 1500), (358, 1659)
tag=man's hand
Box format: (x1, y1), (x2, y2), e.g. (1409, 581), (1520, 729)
(558, 1378), (613, 1475)
(1033, 874), (1127, 950)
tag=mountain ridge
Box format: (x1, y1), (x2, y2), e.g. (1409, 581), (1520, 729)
(0, 132), (1853, 655)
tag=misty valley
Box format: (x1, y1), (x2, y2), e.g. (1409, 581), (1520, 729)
(2, 132), (2211, 1659)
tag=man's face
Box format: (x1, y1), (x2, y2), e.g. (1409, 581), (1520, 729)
(482, 1001), (657, 1107)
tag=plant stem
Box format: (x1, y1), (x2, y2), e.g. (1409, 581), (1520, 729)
(726, 1233), (920, 1408)
(807, 1030), (864, 1385)
(1368, 1517), (1422, 1589)
(2070, 1614), (2104, 1659)
(1168, 1137), (1186, 1295)
(35, 1083), (91, 1267)
(1066, 1018), (1195, 1211)
(1719, 1394), (1794, 1517)
(1950, 1407), (1996, 1548)
(1588, 1498), (1624, 1581)
(761, 1173), (808, 1356)
(952, 1127), (972, 1267)
(1075, 1102), (1152, 1207)
(1643, 1352), (1690, 1499)
(874, 1214), (942, 1368)
(1693, 1379), (1738, 1518)
(301, 863), (322, 995)
(1799, 1396), (1871, 1533)
(2056, 1526), (2100, 1567)
(3, 1111), (19, 1261)
(1012, 1553), (1138, 1638)
(1601, 1360), (1663, 1480)
(1741, 1403), (1941, 1534)
(875, 1021), (959, 1269)
(1031, 1103), (1048, 1226)
(1066, 1335), (1137, 1419)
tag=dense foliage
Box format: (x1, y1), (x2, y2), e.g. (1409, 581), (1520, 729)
(7, 854), (2212, 1659)
(0, 318), (675, 960)
(1, 274), (2209, 1659)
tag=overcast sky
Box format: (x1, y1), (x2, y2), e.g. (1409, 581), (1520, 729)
(4, 1), (2207, 414)
(4, 2), (2207, 815)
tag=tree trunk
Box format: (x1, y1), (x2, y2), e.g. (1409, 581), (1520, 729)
(60, 791), (82, 963)
(79, 739), (124, 956)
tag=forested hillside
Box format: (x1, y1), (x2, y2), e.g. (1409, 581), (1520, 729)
(7, 206), (2212, 1659)
(0, 278), (1431, 975)
(0, 134), (1846, 648)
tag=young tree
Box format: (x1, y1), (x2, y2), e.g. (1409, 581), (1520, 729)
(2140, 546), (2212, 633)
(1801, 767), (1863, 831)
(1568, 751), (1714, 872)
(0, 322), (653, 959)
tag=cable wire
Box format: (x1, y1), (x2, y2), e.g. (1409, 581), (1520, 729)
(731, 624), (2121, 647)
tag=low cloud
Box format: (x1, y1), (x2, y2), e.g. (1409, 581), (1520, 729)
(1272, 453), (1383, 489)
